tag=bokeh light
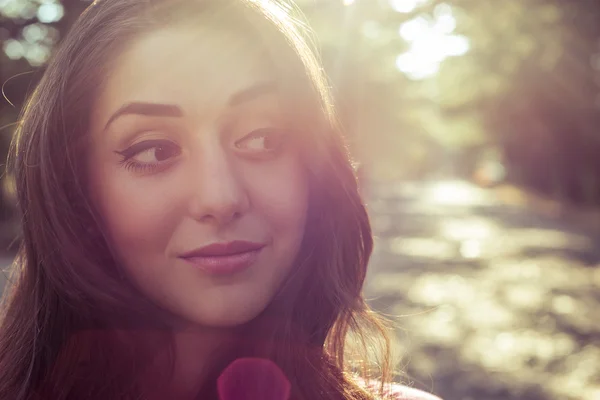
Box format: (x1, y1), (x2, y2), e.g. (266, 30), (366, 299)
(395, 5), (470, 80)
(389, 0), (429, 14)
(37, 3), (64, 24)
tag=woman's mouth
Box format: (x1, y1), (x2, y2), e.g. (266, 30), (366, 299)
(179, 241), (266, 275)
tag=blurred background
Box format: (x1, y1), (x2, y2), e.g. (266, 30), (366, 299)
(1, 0), (600, 399)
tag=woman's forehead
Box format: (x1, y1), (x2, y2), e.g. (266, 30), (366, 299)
(92, 24), (275, 124)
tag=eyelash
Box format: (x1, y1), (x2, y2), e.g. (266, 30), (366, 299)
(235, 128), (287, 154)
(115, 128), (287, 174)
(116, 139), (179, 174)
(121, 161), (162, 174)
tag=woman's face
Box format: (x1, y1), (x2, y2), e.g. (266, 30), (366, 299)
(87, 24), (309, 327)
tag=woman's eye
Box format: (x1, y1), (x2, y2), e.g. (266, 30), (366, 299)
(134, 143), (179, 163)
(116, 139), (181, 173)
(235, 128), (285, 153)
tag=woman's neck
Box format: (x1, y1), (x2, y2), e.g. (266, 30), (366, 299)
(168, 325), (236, 399)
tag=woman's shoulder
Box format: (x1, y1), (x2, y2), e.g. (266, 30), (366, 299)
(386, 383), (443, 400)
(355, 377), (443, 400)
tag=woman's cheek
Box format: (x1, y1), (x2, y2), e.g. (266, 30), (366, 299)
(96, 167), (185, 249)
(241, 155), (308, 233)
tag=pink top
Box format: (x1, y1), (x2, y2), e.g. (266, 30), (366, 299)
(217, 359), (444, 400)
(359, 378), (443, 400)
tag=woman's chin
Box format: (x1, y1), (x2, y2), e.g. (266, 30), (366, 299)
(181, 304), (267, 329)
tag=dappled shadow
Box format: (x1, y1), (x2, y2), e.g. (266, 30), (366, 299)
(364, 180), (600, 400)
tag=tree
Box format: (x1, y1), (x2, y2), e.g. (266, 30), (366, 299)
(300, 0), (600, 203)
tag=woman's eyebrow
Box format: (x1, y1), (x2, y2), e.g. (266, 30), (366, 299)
(103, 103), (182, 132)
(103, 82), (276, 131)
(228, 81), (277, 106)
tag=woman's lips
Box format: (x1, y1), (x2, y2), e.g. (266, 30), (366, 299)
(179, 241), (266, 275)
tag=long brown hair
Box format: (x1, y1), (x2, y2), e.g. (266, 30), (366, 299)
(0, 0), (396, 399)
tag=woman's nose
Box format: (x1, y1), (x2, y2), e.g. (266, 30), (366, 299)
(187, 146), (249, 226)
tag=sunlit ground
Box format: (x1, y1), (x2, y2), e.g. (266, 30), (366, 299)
(365, 180), (600, 400)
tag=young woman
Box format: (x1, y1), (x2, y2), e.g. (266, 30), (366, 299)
(0, 0), (442, 399)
